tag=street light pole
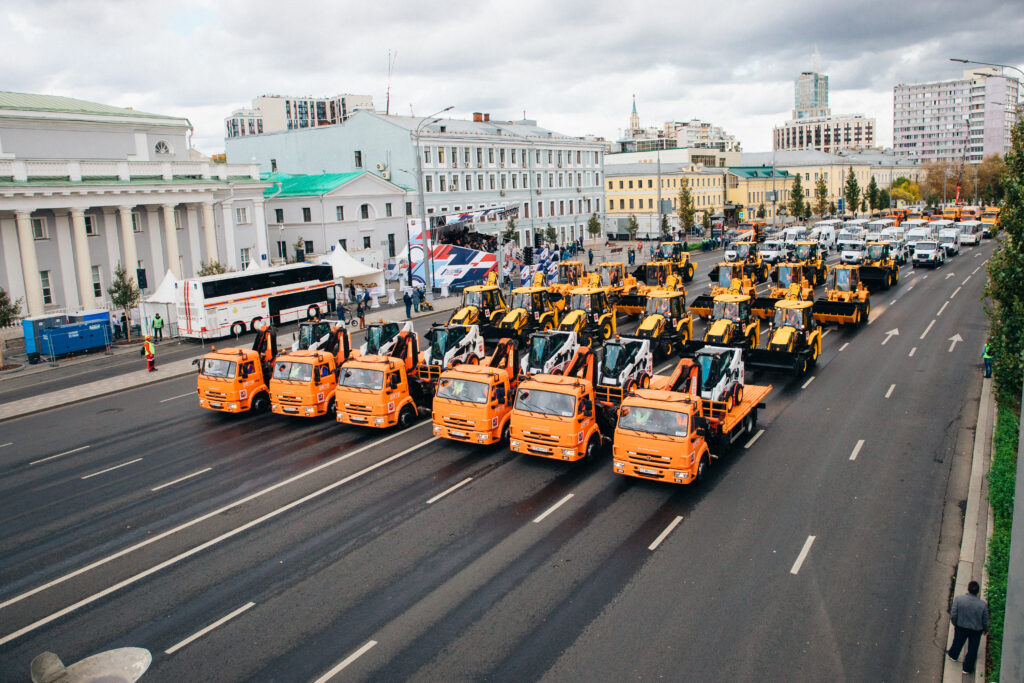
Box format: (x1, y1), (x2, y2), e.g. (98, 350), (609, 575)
(950, 58), (1024, 79)
(413, 105), (453, 299)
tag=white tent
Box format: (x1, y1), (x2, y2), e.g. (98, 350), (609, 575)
(245, 259), (263, 272)
(321, 247), (385, 299)
(141, 269), (179, 337)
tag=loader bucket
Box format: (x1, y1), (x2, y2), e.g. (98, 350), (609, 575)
(615, 293), (647, 315)
(858, 266), (891, 291)
(746, 348), (805, 374)
(690, 294), (715, 319)
(751, 296), (781, 320)
(812, 299), (862, 326)
(480, 323), (507, 345)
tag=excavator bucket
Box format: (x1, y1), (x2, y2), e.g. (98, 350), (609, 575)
(858, 266), (892, 291)
(615, 292), (647, 314)
(751, 296), (781, 320)
(690, 294), (715, 318)
(746, 348), (806, 373)
(812, 299), (863, 326)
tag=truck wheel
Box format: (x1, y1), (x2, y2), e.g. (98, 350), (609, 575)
(601, 322), (613, 340)
(398, 405), (416, 428)
(685, 263), (695, 281)
(543, 320), (553, 331)
(695, 456), (707, 482)
(501, 422), (511, 443)
(251, 393), (270, 413)
(735, 384), (743, 405)
(584, 437), (598, 461)
(660, 340), (674, 358)
(860, 302), (870, 326)
(467, 355), (479, 365)
(326, 398), (336, 417)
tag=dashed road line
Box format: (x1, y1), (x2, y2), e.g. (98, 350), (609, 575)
(648, 515), (685, 551)
(425, 477), (473, 505)
(849, 439), (865, 461)
(972, 266), (980, 275)
(790, 535), (816, 575)
(744, 429), (765, 449)
(81, 458), (143, 480)
(30, 445), (90, 465)
(962, 275), (971, 286)
(950, 286), (962, 299)
(801, 376), (815, 389)
(885, 384), (895, 399)
(534, 494), (574, 524)
(937, 301), (949, 317)
(313, 640), (379, 682)
(920, 319), (936, 340)
(821, 329), (831, 338)
(839, 342), (849, 352)
(159, 392), (195, 403)
(909, 346), (917, 357)
(151, 468), (212, 492)
(165, 602), (255, 655)
(0, 442), (12, 449)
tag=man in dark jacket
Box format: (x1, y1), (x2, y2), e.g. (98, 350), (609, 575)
(403, 290), (412, 318)
(947, 580), (989, 674)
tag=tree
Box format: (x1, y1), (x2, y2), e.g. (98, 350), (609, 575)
(814, 176), (829, 217)
(977, 154), (1009, 205)
(626, 215), (639, 239)
(757, 203), (766, 219)
(867, 177), (880, 212)
(879, 189), (891, 210)
(890, 176), (921, 205)
(984, 117), (1024, 408)
(788, 173), (805, 219)
(860, 191), (868, 214)
(844, 167), (860, 217)
(676, 181), (695, 236)
(803, 204), (812, 220)
(828, 200), (837, 216)
(197, 260), (227, 276)
(587, 213), (601, 238)
(660, 213), (671, 237)
(501, 218), (518, 243)
(544, 223), (558, 243)
(0, 287), (22, 367)
(702, 211), (711, 237)
(107, 262), (141, 342)
(925, 192), (940, 209)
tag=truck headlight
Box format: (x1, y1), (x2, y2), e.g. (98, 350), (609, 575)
(562, 448), (575, 457)
(675, 471), (689, 479)
(374, 417), (385, 424)
(433, 426), (441, 435)
(198, 399), (205, 406)
(510, 440), (519, 449)
(305, 407), (315, 415)
(229, 403), (238, 410)
(478, 432), (488, 442)
(614, 461), (624, 469)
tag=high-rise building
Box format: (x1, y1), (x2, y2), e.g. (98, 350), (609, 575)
(794, 71), (830, 119)
(225, 93), (374, 139)
(893, 68), (1021, 164)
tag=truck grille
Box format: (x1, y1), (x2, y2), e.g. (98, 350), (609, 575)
(522, 430), (559, 446)
(277, 394), (302, 405)
(344, 403), (372, 414)
(626, 451), (671, 466)
(443, 416), (474, 428)
(204, 390), (227, 400)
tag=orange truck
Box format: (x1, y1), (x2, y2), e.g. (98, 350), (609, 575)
(335, 329), (433, 429)
(612, 359), (770, 485)
(195, 325), (277, 413)
(509, 346), (612, 462)
(269, 327), (353, 418)
(432, 338), (521, 445)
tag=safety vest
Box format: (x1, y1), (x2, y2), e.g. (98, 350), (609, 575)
(153, 317), (163, 329)
(983, 344), (992, 360)
(144, 341), (155, 357)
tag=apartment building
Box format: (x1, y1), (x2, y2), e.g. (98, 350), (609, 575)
(225, 93), (375, 139)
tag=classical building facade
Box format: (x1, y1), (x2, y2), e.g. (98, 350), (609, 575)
(0, 92), (266, 317)
(725, 167), (794, 222)
(226, 110), (607, 247)
(619, 99), (740, 154)
(605, 163), (727, 233)
(225, 93), (375, 138)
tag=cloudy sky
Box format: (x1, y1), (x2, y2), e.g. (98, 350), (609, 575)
(4, 0), (1022, 155)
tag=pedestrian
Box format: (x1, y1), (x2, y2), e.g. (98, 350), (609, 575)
(414, 287), (422, 313)
(152, 312), (164, 341)
(120, 311), (129, 339)
(357, 298), (366, 329)
(947, 580), (989, 674)
(403, 289), (412, 318)
(111, 313), (121, 341)
(338, 301), (347, 324)
(348, 281), (356, 302)
(982, 342), (992, 378)
(588, 248), (594, 266)
(141, 334), (156, 372)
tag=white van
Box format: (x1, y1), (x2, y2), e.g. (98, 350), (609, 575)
(841, 218), (870, 236)
(906, 225), (936, 252)
(839, 239), (868, 264)
(957, 220), (983, 246)
(938, 227), (961, 257)
(781, 226), (809, 245)
(866, 219), (895, 234)
(808, 225), (838, 253)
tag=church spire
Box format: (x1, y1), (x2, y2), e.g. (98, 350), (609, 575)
(629, 94), (640, 135)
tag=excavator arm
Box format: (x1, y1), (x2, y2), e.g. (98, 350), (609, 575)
(661, 358), (700, 395)
(389, 330), (420, 374)
(485, 337), (521, 379)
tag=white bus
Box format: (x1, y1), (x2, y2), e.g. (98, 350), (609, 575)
(957, 220), (983, 246)
(175, 263), (337, 339)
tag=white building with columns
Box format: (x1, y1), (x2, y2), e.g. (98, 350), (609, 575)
(0, 92), (268, 318)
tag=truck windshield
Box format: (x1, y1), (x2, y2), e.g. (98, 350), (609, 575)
(599, 268), (620, 287)
(777, 266), (794, 287)
(436, 378), (488, 404)
(717, 266), (734, 287)
(712, 300), (742, 322)
(463, 291), (483, 308)
(515, 388), (575, 417)
(558, 264), (579, 284)
(569, 294), (593, 312)
(917, 241), (938, 251)
(773, 307), (805, 329)
(619, 406), (688, 437)
(200, 358), (236, 379)
(273, 361), (313, 382)
(511, 292), (544, 311)
(646, 297), (673, 317)
(735, 243), (752, 259)
(340, 367), (383, 390)
(658, 243), (680, 259)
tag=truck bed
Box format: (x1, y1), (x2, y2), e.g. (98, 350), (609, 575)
(702, 383), (772, 435)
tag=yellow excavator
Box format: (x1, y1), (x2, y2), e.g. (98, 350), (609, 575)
(702, 293), (760, 351)
(558, 283), (617, 348)
(655, 242), (697, 281)
(691, 262), (756, 319)
(497, 272), (563, 343)
(726, 240), (770, 283)
(632, 290), (693, 358)
(448, 271), (509, 342)
(813, 264), (870, 327)
(751, 262), (815, 319)
(748, 296), (821, 374)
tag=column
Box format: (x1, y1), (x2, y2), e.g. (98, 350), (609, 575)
(201, 201), (218, 265)
(221, 200), (237, 270)
(185, 204), (202, 276)
(15, 211), (45, 316)
(162, 203), (182, 279)
(252, 197), (268, 264)
(146, 206), (165, 280)
(70, 209), (95, 309)
(118, 206), (138, 285)
(54, 211), (80, 309)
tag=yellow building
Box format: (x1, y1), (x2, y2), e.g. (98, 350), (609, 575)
(605, 163), (726, 232)
(726, 167), (796, 221)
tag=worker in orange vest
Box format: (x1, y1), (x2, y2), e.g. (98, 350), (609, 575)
(143, 335), (156, 372)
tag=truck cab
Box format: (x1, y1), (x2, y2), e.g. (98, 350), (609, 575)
(196, 325), (276, 414)
(270, 350), (340, 417)
(336, 331), (432, 428)
(432, 338), (520, 445)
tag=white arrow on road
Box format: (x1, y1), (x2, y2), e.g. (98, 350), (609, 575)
(948, 334), (963, 352)
(945, 272), (956, 279)
(882, 328), (899, 345)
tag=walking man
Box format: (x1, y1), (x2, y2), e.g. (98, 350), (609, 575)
(413, 287), (421, 313)
(357, 299), (365, 329)
(403, 289), (413, 318)
(152, 312), (164, 341)
(982, 342), (993, 378)
(142, 335), (156, 372)
(588, 248), (594, 266)
(947, 580), (989, 674)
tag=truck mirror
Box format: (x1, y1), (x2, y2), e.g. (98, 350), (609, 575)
(619, 406), (630, 417)
(583, 403), (593, 417)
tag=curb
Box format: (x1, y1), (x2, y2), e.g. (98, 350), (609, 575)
(943, 377), (995, 682)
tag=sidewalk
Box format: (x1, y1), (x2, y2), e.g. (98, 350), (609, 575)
(0, 295), (462, 423)
(943, 377), (995, 682)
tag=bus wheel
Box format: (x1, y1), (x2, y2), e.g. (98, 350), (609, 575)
(231, 322), (245, 337)
(249, 317), (263, 332)
(307, 305), (320, 320)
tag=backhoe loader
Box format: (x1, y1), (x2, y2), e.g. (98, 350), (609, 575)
(632, 290), (693, 358)
(724, 240), (770, 283)
(859, 241), (900, 290)
(558, 286), (617, 348)
(701, 293), (760, 351)
(813, 264), (870, 327)
(655, 242), (696, 281)
(747, 298), (821, 374)
(691, 263), (756, 319)
(497, 272), (563, 343)
(751, 262), (815, 319)
(448, 271), (509, 343)
(791, 241), (828, 285)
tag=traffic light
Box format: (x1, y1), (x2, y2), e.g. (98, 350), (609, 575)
(523, 246), (534, 265)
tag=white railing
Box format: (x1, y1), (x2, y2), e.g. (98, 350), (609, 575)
(0, 159), (260, 182)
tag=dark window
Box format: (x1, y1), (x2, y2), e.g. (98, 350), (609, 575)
(274, 208), (284, 223)
(360, 204), (370, 219)
(388, 233), (396, 257)
(277, 241), (287, 258)
(363, 236), (371, 249)
(385, 202), (392, 217)
(354, 151), (363, 168)
(303, 207), (312, 222)
(201, 264), (334, 298)
(405, 202), (413, 216)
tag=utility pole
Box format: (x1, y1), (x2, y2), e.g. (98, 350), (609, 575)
(413, 106), (453, 299)
(656, 149), (662, 238)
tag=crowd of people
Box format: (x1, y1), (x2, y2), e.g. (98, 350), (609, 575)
(440, 227), (498, 253)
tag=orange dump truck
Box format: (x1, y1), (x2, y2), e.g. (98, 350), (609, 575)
(269, 327), (353, 418)
(195, 326), (277, 414)
(612, 358), (771, 485)
(335, 330), (433, 429)
(432, 338), (520, 445)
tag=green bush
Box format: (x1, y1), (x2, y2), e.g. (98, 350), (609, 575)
(985, 406), (1019, 680)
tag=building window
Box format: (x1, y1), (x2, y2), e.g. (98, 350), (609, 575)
(276, 241), (287, 259)
(275, 208), (284, 223)
(477, 148), (483, 165)
(440, 176), (447, 192)
(154, 140), (171, 155)
(84, 215), (97, 235)
(302, 207), (312, 222)
(235, 207), (249, 224)
(438, 147), (446, 164)
(405, 201), (413, 216)
(240, 248), (251, 269)
(40, 270), (52, 304)
(629, 199), (634, 209)
(360, 203), (370, 219)
(363, 236), (371, 249)
(91, 265), (102, 298)
(354, 151), (363, 168)
(304, 240), (314, 254)
(132, 213), (142, 233)
(488, 148), (495, 164)
(31, 217), (47, 240)
(385, 202), (393, 217)
(426, 176), (433, 192)
(424, 148), (431, 164)
(387, 233), (396, 257)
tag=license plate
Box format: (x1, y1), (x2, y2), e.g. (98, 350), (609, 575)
(210, 402), (223, 409)
(350, 415), (366, 422)
(284, 407), (298, 413)
(530, 446), (549, 454)
(637, 467), (658, 476)
(450, 430), (467, 438)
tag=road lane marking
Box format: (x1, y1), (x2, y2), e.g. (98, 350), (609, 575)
(790, 535), (816, 575)
(908, 285), (914, 291)
(849, 439), (865, 461)
(164, 602), (255, 655)
(648, 515), (684, 551)
(30, 445), (90, 465)
(882, 329), (899, 345)
(885, 384), (895, 399)
(0, 442), (12, 449)
(0, 436), (440, 646)
(0, 427), (430, 614)
(159, 392), (195, 403)
(920, 319), (936, 339)
(533, 493), (574, 523)
(81, 458), (142, 479)
(922, 274), (928, 279)
(962, 275), (971, 286)
(151, 468), (212, 492)
(972, 266), (980, 275)
(744, 429), (765, 449)
(801, 376), (815, 389)
(937, 301), (949, 317)
(425, 477), (473, 504)
(950, 286), (961, 299)
(839, 342), (849, 352)
(821, 329), (831, 338)
(314, 640), (378, 682)
(909, 346), (917, 357)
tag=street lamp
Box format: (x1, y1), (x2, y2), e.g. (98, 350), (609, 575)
(950, 58), (1024, 79)
(412, 105), (454, 299)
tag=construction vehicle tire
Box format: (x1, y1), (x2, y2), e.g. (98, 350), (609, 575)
(735, 384), (744, 405)
(467, 355), (479, 365)
(725, 392), (734, 412)
(501, 422), (511, 443)
(252, 393), (270, 413)
(601, 322), (613, 340)
(861, 302), (870, 326)
(661, 340), (674, 358)
(696, 456), (707, 482)
(584, 437), (598, 461)
(327, 398), (336, 417)
(685, 263), (695, 281)
(581, 332), (595, 348)
(398, 405), (416, 428)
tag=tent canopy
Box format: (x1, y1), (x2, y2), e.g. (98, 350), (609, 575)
(145, 269), (178, 303)
(320, 247), (385, 291)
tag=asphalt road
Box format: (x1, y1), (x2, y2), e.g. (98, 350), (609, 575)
(0, 241), (992, 681)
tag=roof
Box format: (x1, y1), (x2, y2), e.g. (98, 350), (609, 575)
(605, 162), (726, 177)
(728, 166), (792, 179)
(0, 91), (187, 123)
(262, 172), (368, 198)
(371, 111), (587, 142)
